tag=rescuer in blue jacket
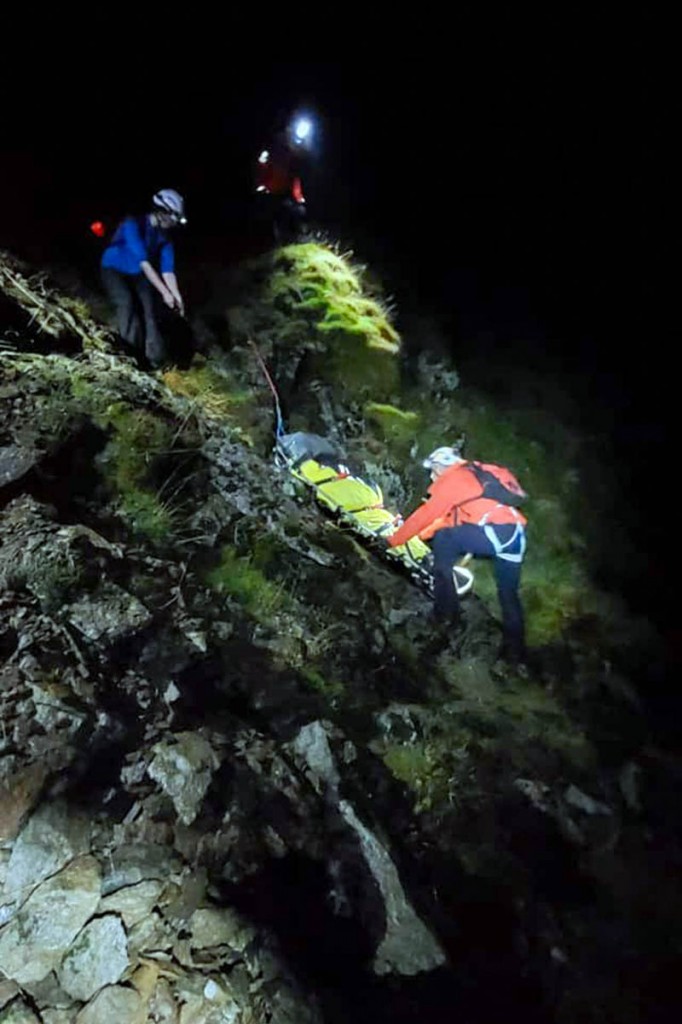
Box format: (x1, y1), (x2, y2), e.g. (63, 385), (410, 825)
(101, 189), (186, 368)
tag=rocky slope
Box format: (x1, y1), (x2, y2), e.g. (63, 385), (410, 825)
(0, 245), (679, 1023)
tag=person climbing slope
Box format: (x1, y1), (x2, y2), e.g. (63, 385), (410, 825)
(388, 446), (528, 663)
(101, 189), (187, 369)
(255, 113), (313, 243)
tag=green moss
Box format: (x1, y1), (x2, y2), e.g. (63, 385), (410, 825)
(438, 654), (594, 771)
(273, 243), (365, 299)
(89, 402), (179, 542)
(313, 293), (399, 350)
(364, 402), (421, 455)
(98, 403), (173, 491)
(497, 685), (593, 765)
(69, 372), (100, 405)
(300, 666), (345, 699)
(206, 546), (289, 620)
(318, 332), (400, 402)
(381, 740), (465, 814)
(26, 549), (84, 612)
(8, 364), (182, 545)
(522, 559), (589, 646)
(264, 243), (401, 401)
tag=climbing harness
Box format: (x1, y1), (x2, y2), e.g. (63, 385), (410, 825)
(479, 507), (527, 563)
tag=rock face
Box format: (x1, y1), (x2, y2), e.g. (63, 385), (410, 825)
(147, 732), (220, 826)
(176, 987), (241, 1024)
(1, 802), (90, 907)
(291, 720), (340, 796)
(40, 1012), (78, 1024)
(0, 999), (42, 1023)
(57, 914), (129, 1002)
(100, 845), (178, 896)
(98, 878), (164, 927)
(289, 721), (445, 976)
(0, 764), (47, 845)
(66, 581), (151, 642)
(189, 907), (254, 952)
(0, 856), (101, 984)
(0, 443), (38, 487)
(339, 799), (446, 975)
(0, 983), (20, 1012)
(75, 985), (142, 1024)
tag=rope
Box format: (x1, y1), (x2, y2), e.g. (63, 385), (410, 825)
(248, 338), (285, 438)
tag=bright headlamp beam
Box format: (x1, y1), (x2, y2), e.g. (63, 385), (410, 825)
(293, 118), (312, 142)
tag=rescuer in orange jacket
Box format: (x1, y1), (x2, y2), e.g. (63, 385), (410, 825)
(389, 446), (528, 662)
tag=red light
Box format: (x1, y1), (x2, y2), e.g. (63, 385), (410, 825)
(90, 221), (106, 238)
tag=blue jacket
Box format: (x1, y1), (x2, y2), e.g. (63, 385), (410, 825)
(101, 216), (175, 275)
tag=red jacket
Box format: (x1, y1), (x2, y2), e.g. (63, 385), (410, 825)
(256, 149), (305, 203)
(388, 462), (527, 547)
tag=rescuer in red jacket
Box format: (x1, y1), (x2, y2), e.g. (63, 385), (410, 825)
(255, 126), (308, 243)
(389, 446), (528, 662)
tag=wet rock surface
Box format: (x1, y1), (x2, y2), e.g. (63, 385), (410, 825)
(0, 253), (680, 1022)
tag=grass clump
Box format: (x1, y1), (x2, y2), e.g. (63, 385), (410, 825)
(162, 357), (270, 446)
(496, 683), (594, 768)
(99, 402), (173, 489)
(163, 359), (251, 419)
(162, 363), (236, 419)
(206, 545), (289, 621)
(117, 488), (176, 543)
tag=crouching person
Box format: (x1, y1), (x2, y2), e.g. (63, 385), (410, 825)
(388, 446), (528, 664)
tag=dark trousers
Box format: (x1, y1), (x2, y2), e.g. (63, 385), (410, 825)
(431, 524), (526, 656)
(274, 197), (307, 243)
(102, 268), (166, 367)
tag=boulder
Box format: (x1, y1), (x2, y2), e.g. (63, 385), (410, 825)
(0, 856), (101, 984)
(147, 733), (220, 826)
(58, 914), (129, 1002)
(75, 985), (142, 1024)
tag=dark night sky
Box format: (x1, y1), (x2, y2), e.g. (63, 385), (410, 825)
(1, 20), (666, 356)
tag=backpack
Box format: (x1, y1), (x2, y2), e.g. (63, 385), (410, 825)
(467, 461), (527, 508)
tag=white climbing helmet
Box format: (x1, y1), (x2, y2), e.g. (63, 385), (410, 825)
(422, 446), (465, 470)
(152, 189), (187, 224)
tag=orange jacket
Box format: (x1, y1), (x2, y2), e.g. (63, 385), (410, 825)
(388, 462), (527, 548)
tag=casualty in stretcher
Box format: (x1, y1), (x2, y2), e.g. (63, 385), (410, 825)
(276, 431), (474, 596)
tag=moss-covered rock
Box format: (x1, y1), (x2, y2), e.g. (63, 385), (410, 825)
(363, 402), (421, 458)
(206, 545), (290, 620)
(225, 242), (401, 410)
